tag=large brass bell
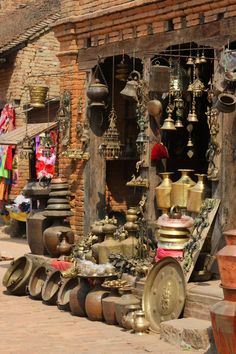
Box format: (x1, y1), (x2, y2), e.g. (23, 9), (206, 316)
(161, 114), (176, 130)
(29, 86), (48, 108)
(120, 70), (141, 102)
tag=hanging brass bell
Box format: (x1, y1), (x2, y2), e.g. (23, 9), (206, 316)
(195, 54), (201, 65)
(186, 57), (194, 65)
(161, 115), (176, 130)
(120, 70), (141, 102)
(187, 138), (194, 147)
(200, 54), (207, 64)
(187, 111), (198, 123)
(175, 119), (184, 128)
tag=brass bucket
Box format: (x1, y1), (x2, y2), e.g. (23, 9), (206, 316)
(29, 86), (48, 108)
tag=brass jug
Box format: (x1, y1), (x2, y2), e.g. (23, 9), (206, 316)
(187, 174), (206, 214)
(98, 223), (121, 264)
(171, 169), (196, 208)
(155, 172), (173, 213)
(120, 71), (141, 102)
(132, 310), (150, 335)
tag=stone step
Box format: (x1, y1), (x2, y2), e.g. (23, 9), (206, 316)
(160, 317), (217, 352)
(184, 280), (223, 321)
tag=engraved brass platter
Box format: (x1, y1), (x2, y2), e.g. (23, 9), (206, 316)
(142, 257), (186, 333)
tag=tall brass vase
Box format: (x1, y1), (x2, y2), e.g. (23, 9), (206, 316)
(171, 169), (195, 208)
(155, 172), (173, 213)
(187, 174), (206, 213)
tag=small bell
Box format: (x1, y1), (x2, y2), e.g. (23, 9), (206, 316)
(195, 53), (201, 65)
(200, 54), (207, 64)
(187, 137), (194, 147)
(187, 82), (193, 92)
(175, 119), (184, 128)
(187, 111), (198, 123)
(161, 114), (176, 131)
(186, 56), (194, 65)
(120, 70), (141, 102)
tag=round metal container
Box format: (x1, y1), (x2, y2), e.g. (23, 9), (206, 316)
(57, 277), (79, 311)
(28, 265), (49, 300)
(41, 270), (62, 305)
(142, 257), (186, 333)
(49, 191), (71, 197)
(50, 184), (69, 190)
(47, 198), (69, 204)
(2, 256), (35, 296)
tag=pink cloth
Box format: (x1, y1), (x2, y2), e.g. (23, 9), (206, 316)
(155, 248), (183, 262)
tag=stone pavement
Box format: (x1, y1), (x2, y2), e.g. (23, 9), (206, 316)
(0, 229), (209, 354)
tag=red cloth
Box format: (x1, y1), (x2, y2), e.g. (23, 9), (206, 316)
(151, 143), (169, 161)
(155, 248), (183, 262)
(4, 146), (13, 170)
(50, 259), (73, 272)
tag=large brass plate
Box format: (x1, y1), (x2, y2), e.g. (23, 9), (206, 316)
(142, 257), (186, 333)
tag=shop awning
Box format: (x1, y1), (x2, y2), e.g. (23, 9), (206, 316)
(0, 122), (57, 145)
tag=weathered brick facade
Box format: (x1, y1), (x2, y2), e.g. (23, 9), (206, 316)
(0, 1), (60, 199)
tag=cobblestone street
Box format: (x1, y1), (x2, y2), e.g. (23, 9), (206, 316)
(0, 229), (206, 354)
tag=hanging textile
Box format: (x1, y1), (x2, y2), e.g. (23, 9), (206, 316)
(35, 130), (57, 180)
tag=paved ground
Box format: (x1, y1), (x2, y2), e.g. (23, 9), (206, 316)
(0, 227), (209, 354)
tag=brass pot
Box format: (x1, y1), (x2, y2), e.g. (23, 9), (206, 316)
(69, 279), (91, 317)
(43, 221), (74, 258)
(187, 174), (206, 213)
(56, 233), (73, 256)
(57, 277), (79, 311)
(155, 172), (173, 213)
(2, 256), (35, 296)
(171, 169), (196, 208)
(132, 310), (150, 335)
(215, 93), (236, 113)
(115, 288), (140, 326)
(121, 304), (140, 329)
(87, 79), (109, 107)
(102, 289), (120, 325)
(29, 86), (48, 108)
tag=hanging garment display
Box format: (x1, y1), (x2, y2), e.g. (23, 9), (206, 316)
(35, 130), (57, 179)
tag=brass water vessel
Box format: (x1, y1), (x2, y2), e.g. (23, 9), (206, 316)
(155, 172), (173, 213)
(171, 169), (196, 208)
(187, 174), (206, 213)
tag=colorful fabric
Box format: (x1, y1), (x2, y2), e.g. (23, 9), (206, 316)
(0, 154), (10, 178)
(0, 104), (16, 134)
(4, 146), (13, 170)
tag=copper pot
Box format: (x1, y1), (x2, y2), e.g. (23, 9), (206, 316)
(57, 277), (79, 311)
(217, 245), (236, 288)
(43, 221), (74, 257)
(102, 289), (120, 325)
(28, 265), (50, 300)
(69, 279), (91, 317)
(223, 229), (236, 245)
(220, 284), (236, 302)
(2, 256), (35, 296)
(85, 282), (109, 321)
(115, 287), (140, 326)
(41, 269), (61, 305)
(87, 79), (109, 107)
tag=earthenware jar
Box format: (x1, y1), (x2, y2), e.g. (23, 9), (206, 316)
(155, 172), (173, 213)
(132, 310), (150, 335)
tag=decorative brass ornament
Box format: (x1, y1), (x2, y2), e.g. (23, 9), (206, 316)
(206, 107), (221, 181)
(187, 174), (206, 213)
(195, 52), (201, 65)
(57, 90), (71, 147)
(186, 56), (194, 66)
(142, 257), (186, 333)
(171, 169), (196, 208)
(174, 98), (184, 128)
(115, 55), (130, 82)
(62, 149), (90, 160)
(100, 107), (123, 160)
(155, 172), (173, 213)
(200, 51), (207, 64)
(19, 135), (34, 159)
(120, 70), (141, 102)
(149, 58), (170, 92)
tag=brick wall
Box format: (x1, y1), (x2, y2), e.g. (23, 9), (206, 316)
(55, 0), (236, 235)
(0, 29), (60, 200)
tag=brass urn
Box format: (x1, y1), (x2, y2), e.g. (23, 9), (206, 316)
(155, 172), (173, 213)
(187, 174), (206, 213)
(171, 169), (196, 208)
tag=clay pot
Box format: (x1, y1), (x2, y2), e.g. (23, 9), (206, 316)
(43, 221), (74, 258)
(41, 270), (61, 305)
(210, 300), (236, 354)
(115, 287), (140, 326)
(2, 256), (35, 296)
(102, 290), (120, 325)
(220, 285), (236, 302)
(69, 279), (91, 317)
(28, 265), (50, 300)
(217, 245), (236, 288)
(57, 277), (79, 311)
(223, 230), (236, 245)
(85, 283), (110, 321)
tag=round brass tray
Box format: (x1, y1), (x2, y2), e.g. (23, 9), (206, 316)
(142, 257), (186, 333)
